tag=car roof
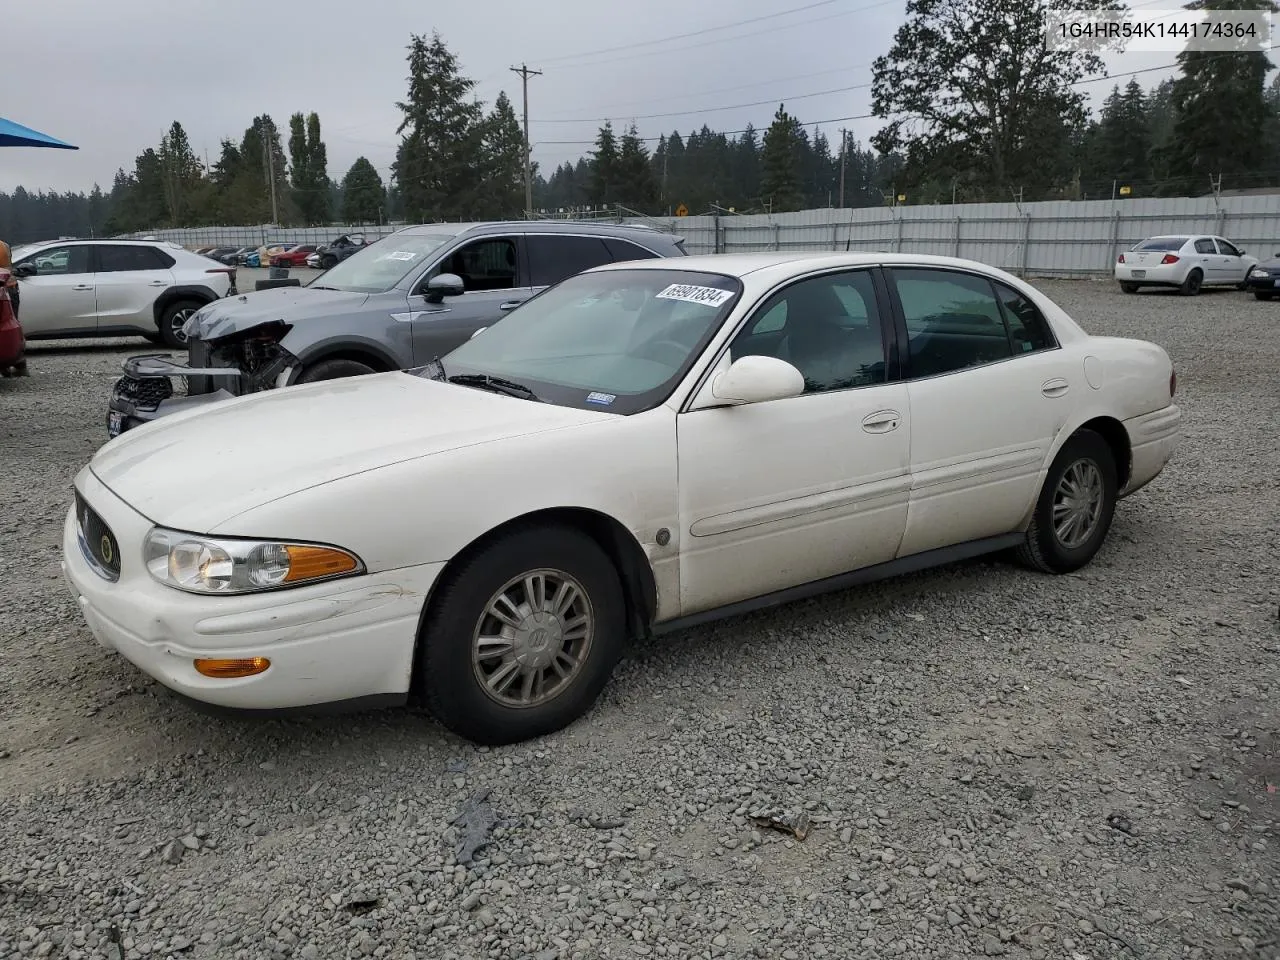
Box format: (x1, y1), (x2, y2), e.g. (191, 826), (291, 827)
(589, 250), (1032, 279)
(394, 220), (680, 243)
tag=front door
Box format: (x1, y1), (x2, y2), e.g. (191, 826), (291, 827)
(1213, 237), (1249, 283)
(92, 244), (176, 332)
(886, 266), (1073, 557)
(12, 244), (96, 337)
(408, 235), (533, 362)
(676, 267), (911, 615)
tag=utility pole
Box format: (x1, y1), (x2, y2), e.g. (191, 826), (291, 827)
(838, 128), (848, 209)
(263, 126), (280, 225)
(662, 149), (669, 215)
(510, 63), (543, 218)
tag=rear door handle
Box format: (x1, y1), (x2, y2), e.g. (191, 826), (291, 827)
(861, 409), (901, 434)
(1042, 378), (1069, 398)
(498, 300), (525, 311)
(148, 280), (169, 287)
(72, 284), (94, 291)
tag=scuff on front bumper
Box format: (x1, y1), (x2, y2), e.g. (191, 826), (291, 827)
(107, 354), (240, 437)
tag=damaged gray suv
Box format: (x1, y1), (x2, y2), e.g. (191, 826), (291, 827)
(106, 220), (687, 436)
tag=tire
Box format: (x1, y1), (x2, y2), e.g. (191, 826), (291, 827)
(295, 358), (378, 383)
(1119, 282), (1139, 294)
(1016, 429), (1118, 575)
(321, 254), (337, 269)
(1255, 291), (1273, 301)
(158, 299), (204, 349)
(1178, 269), (1203, 296)
(418, 524), (626, 745)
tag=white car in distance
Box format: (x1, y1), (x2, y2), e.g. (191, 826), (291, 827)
(62, 252), (1181, 745)
(10, 239), (236, 347)
(1115, 234), (1257, 295)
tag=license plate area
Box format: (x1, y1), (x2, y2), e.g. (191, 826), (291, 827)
(1131, 270), (1146, 278)
(108, 412), (124, 437)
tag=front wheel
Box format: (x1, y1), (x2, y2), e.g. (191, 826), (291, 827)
(1256, 291), (1274, 301)
(1016, 429), (1118, 574)
(321, 255), (337, 269)
(418, 525), (625, 745)
(295, 358), (377, 383)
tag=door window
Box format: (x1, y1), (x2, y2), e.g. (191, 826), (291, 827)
(1193, 238), (1217, 255)
(1216, 238), (1242, 257)
(436, 238), (518, 291)
(893, 268), (1013, 378)
(526, 235), (614, 287)
(96, 245), (173, 272)
(730, 269), (886, 393)
(18, 245), (91, 276)
(603, 238), (659, 262)
(992, 281), (1056, 353)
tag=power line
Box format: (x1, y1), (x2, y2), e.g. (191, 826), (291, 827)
(534, 0), (843, 65)
(534, 81), (872, 125)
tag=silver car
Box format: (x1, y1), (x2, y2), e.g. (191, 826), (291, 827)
(106, 220), (687, 436)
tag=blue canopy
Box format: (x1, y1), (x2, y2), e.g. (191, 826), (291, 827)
(0, 116), (78, 149)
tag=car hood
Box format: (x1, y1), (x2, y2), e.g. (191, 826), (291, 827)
(184, 285), (376, 340)
(89, 373), (613, 532)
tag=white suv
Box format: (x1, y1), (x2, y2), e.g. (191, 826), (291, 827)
(10, 239), (236, 347)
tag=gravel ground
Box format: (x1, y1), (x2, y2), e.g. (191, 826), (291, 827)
(1, 278), (1277, 960)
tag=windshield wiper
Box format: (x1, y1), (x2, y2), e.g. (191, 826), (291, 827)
(447, 374), (541, 402)
(309, 285), (340, 291)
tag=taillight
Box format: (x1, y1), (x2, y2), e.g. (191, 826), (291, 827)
(1170, 369), (1177, 398)
(1117, 253), (1126, 263)
(1161, 254), (1180, 264)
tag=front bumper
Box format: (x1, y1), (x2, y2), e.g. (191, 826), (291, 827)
(1244, 272), (1280, 292)
(61, 467), (444, 711)
(0, 322), (24, 373)
(106, 354), (240, 437)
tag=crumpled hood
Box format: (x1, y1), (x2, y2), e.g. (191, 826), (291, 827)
(89, 373), (612, 532)
(183, 285), (373, 340)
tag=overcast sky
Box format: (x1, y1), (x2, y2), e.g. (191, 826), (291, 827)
(2, 0), (1180, 195)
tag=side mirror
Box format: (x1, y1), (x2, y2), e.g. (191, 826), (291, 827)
(1238, 249), (1246, 256)
(424, 272), (465, 304)
(12, 263), (36, 279)
(709, 355), (805, 405)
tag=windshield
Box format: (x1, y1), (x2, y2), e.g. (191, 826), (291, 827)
(1135, 237), (1188, 251)
(432, 268), (742, 414)
(315, 233), (455, 293)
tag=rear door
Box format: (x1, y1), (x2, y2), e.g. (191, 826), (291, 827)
(11, 244), (96, 336)
(525, 234), (617, 294)
(92, 244), (176, 333)
(407, 234), (531, 362)
(886, 266), (1070, 557)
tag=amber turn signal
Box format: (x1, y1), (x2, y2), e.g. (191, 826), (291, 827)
(282, 545), (359, 583)
(194, 657), (271, 679)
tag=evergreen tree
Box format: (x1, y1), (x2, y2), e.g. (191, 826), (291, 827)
(588, 121), (619, 207)
(1094, 81), (1151, 192)
(617, 124), (658, 212)
(341, 157), (386, 223)
(393, 31), (484, 221)
(479, 92), (526, 217)
(289, 112), (331, 224)
(761, 104), (805, 212)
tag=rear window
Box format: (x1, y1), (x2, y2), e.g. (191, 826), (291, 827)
(1135, 237), (1188, 252)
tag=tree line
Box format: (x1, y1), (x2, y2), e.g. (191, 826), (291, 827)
(4, 0), (1280, 244)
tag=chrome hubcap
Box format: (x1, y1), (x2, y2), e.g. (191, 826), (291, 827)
(472, 569), (593, 708)
(169, 309), (194, 343)
(1052, 459), (1104, 549)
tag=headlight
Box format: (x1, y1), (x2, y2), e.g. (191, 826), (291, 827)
(1252, 269), (1269, 278)
(143, 527), (363, 595)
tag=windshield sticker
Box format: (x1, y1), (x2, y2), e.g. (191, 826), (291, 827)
(382, 250), (418, 261)
(654, 283), (734, 307)
(586, 392), (616, 405)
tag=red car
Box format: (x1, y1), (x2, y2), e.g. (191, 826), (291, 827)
(270, 244), (319, 268)
(0, 269), (26, 377)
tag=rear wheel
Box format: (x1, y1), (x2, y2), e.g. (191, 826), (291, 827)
(1016, 429), (1118, 574)
(295, 358), (377, 383)
(418, 524), (625, 745)
(1178, 269), (1203, 296)
(158, 299), (204, 349)
(1119, 282), (1139, 294)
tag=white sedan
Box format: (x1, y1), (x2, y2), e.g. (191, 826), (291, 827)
(62, 253), (1181, 745)
(1115, 234), (1257, 295)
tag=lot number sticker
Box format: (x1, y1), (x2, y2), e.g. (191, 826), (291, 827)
(655, 283), (734, 307)
(382, 251), (418, 261)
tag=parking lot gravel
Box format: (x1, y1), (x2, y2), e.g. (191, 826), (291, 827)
(1, 277), (1277, 960)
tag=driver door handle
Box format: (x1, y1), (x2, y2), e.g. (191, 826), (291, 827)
(1042, 377), (1069, 398)
(499, 300), (525, 311)
(72, 284), (94, 291)
(861, 410), (901, 434)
